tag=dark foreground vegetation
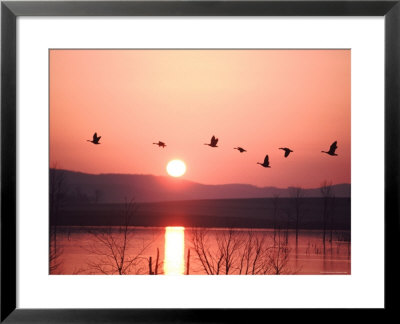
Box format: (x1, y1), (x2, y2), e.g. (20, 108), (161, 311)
(54, 197), (350, 230)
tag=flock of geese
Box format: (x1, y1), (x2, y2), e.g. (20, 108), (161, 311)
(88, 133), (339, 168)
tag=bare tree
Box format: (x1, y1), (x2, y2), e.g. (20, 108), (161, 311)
(320, 181), (333, 253)
(186, 249), (191, 275)
(84, 199), (153, 274)
(268, 230), (291, 275)
(49, 164), (66, 273)
(49, 238), (63, 274)
(238, 230), (272, 275)
(148, 248), (161, 275)
(190, 228), (224, 274)
(272, 194), (280, 242)
(289, 187), (304, 246)
(216, 228), (244, 274)
(282, 208), (291, 244)
(190, 228), (248, 275)
(329, 195), (336, 245)
(190, 228), (290, 275)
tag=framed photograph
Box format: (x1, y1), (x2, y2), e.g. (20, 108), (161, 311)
(1, 0), (398, 321)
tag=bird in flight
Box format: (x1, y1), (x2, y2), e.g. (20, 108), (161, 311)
(322, 141), (338, 156)
(153, 141), (167, 148)
(204, 135), (219, 147)
(87, 132), (101, 145)
(234, 147), (247, 153)
(257, 155), (271, 168)
(279, 147), (293, 158)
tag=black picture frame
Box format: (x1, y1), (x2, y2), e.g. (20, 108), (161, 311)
(1, 0), (398, 322)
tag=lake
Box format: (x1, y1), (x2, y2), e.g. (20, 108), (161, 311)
(51, 226), (351, 275)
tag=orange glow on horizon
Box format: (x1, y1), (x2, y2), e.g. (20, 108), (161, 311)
(163, 227), (185, 275)
(50, 49), (350, 188)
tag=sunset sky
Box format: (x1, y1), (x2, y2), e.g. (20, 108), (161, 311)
(50, 49), (350, 188)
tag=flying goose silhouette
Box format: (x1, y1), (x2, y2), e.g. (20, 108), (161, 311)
(234, 147), (247, 153)
(322, 141), (338, 156)
(279, 147), (293, 158)
(257, 155), (271, 168)
(204, 135), (218, 147)
(87, 132), (101, 145)
(153, 141), (167, 148)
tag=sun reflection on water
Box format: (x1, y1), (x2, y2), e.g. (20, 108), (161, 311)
(163, 226), (185, 275)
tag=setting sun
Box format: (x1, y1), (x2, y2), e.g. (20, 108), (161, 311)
(166, 159), (186, 177)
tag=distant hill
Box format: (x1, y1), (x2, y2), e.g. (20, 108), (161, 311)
(51, 169), (351, 203)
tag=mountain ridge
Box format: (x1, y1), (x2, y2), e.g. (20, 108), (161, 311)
(51, 169), (351, 203)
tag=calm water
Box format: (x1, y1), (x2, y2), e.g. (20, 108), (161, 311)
(51, 226), (351, 275)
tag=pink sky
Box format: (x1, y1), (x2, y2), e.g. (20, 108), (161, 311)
(50, 49), (350, 188)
